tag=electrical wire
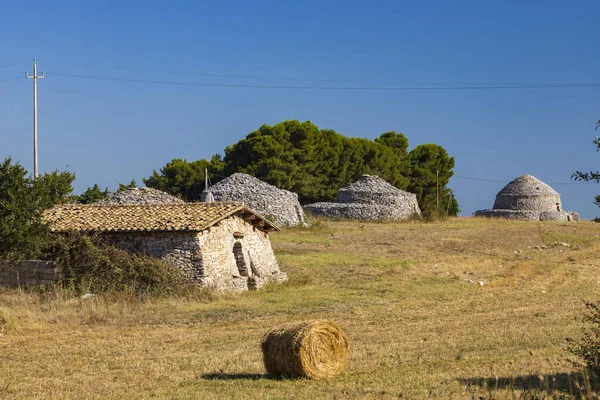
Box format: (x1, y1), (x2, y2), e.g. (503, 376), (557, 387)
(0, 60), (29, 69)
(453, 175), (595, 185)
(39, 59), (600, 87)
(0, 72), (22, 80)
(47, 72), (600, 91)
(39, 59), (528, 85)
(0, 74), (23, 84)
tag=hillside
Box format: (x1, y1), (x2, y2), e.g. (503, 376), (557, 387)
(1, 217), (599, 398)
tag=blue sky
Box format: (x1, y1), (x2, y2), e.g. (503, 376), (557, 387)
(1, 0), (600, 218)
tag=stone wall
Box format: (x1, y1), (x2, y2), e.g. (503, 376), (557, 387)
(305, 202), (419, 221)
(493, 194), (562, 212)
(195, 216), (286, 291)
(104, 215), (286, 292)
(104, 231), (202, 281)
(474, 209), (580, 221)
(0, 261), (57, 287)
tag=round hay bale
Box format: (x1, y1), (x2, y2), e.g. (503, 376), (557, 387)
(261, 319), (349, 379)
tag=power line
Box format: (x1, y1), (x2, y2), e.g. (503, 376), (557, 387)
(47, 72), (600, 91)
(0, 73), (23, 81)
(0, 60), (29, 69)
(39, 59), (600, 87)
(0, 74), (23, 84)
(39, 59), (525, 85)
(453, 175), (595, 185)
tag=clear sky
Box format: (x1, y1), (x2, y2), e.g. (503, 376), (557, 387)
(1, 0), (600, 218)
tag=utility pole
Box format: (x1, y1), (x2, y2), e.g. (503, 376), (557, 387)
(26, 59), (44, 179)
(436, 170), (439, 215)
(205, 167), (209, 191)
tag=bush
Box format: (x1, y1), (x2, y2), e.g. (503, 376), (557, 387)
(45, 233), (188, 297)
(568, 300), (600, 376)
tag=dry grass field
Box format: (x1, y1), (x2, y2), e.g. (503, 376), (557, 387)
(1, 217), (600, 399)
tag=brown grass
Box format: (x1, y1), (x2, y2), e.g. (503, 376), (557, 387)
(0, 217), (600, 398)
(261, 319), (349, 379)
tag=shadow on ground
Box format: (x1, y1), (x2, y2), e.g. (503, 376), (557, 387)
(200, 373), (282, 381)
(459, 372), (600, 396)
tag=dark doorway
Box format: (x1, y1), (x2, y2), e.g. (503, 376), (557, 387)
(233, 242), (248, 276)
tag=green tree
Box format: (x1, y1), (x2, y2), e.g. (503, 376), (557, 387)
(406, 144), (459, 219)
(118, 179), (137, 192)
(78, 184), (109, 204)
(374, 131), (409, 156)
(143, 156), (224, 201)
(144, 120), (458, 215)
(223, 120), (412, 203)
(0, 157), (75, 261)
(572, 121), (600, 219)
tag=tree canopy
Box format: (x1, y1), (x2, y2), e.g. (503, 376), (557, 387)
(572, 121), (600, 218)
(77, 184), (109, 204)
(0, 157), (75, 261)
(143, 120), (458, 217)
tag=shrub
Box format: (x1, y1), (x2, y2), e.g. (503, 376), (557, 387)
(44, 233), (188, 297)
(567, 300), (600, 377)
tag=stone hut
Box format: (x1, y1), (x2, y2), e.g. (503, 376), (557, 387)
(43, 203), (287, 291)
(97, 187), (184, 205)
(202, 173), (307, 227)
(474, 174), (579, 221)
(304, 175), (421, 221)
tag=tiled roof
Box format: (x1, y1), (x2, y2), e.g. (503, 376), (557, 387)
(42, 202), (279, 233)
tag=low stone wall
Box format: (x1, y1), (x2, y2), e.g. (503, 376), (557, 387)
(474, 209), (579, 221)
(0, 261), (57, 287)
(304, 202), (419, 221)
(493, 194), (562, 212)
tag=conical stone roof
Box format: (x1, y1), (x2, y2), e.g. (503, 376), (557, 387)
(97, 187), (184, 205)
(207, 173), (307, 227)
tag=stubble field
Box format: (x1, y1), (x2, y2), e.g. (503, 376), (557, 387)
(1, 217), (599, 399)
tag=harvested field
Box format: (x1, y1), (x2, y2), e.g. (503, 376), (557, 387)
(1, 217), (599, 398)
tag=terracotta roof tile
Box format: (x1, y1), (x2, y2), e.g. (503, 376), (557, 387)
(43, 202), (279, 233)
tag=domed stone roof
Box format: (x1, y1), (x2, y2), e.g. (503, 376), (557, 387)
(305, 175), (421, 221)
(495, 175), (559, 198)
(97, 187), (184, 205)
(475, 174), (579, 221)
(492, 175), (561, 212)
(336, 175), (414, 206)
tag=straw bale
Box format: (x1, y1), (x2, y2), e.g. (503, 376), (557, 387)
(261, 319), (349, 379)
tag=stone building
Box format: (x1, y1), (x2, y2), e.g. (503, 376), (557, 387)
(304, 175), (421, 221)
(43, 203), (287, 291)
(202, 173), (308, 227)
(474, 174), (579, 221)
